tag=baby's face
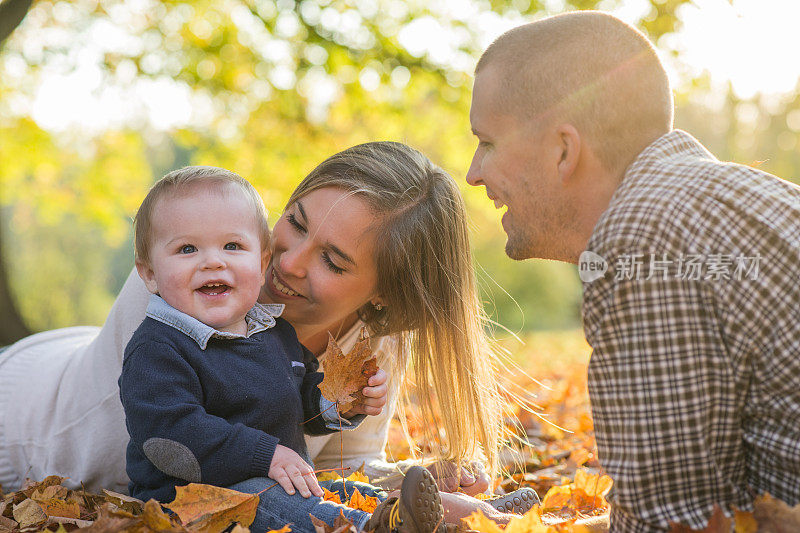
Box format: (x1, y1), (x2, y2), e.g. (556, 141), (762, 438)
(137, 186), (268, 335)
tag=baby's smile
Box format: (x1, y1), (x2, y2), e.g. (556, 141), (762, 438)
(197, 282), (231, 296)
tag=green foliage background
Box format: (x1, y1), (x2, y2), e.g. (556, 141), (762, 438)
(1, 0), (799, 334)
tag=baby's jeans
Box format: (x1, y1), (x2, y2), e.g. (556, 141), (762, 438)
(228, 477), (387, 533)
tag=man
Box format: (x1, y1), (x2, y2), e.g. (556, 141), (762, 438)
(467, 10), (800, 532)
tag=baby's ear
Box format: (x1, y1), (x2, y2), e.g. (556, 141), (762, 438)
(135, 260), (160, 295)
(260, 248), (271, 276)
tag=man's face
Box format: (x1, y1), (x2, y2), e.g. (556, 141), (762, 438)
(467, 66), (569, 261)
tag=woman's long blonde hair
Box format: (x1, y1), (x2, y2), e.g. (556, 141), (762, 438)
(286, 141), (504, 475)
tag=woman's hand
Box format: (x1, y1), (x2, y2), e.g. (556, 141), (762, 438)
(427, 460), (491, 495)
(268, 444), (323, 498)
(341, 368), (388, 418)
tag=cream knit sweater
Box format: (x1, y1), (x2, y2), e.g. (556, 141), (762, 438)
(0, 269), (414, 494)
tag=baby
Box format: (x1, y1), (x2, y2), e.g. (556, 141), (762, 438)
(118, 166), (386, 508)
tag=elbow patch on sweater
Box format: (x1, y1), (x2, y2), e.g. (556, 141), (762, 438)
(143, 438), (202, 482)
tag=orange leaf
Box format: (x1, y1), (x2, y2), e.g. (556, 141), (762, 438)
(568, 448), (590, 467)
(32, 497), (81, 519)
(573, 469), (612, 499)
(164, 483), (259, 530)
(267, 526), (292, 533)
(322, 487), (343, 505)
(345, 488), (378, 513)
(318, 328), (378, 413)
(542, 485), (573, 510)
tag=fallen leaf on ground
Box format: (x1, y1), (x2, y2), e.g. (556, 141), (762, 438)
(734, 509), (757, 533)
(540, 469), (612, 523)
(165, 483), (259, 530)
(318, 328), (378, 413)
(13, 498), (48, 529)
(310, 511), (357, 533)
(669, 505), (731, 532)
(752, 493), (800, 533)
(102, 489), (145, 514)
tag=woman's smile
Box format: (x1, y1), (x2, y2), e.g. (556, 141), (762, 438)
(266, 266), (304, 300)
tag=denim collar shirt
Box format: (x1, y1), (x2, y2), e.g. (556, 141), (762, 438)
(145, 294), (285, 350)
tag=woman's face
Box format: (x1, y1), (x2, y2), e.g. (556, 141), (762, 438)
(259, 186), (382, 337)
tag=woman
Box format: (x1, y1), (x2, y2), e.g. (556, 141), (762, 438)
(0, 143), (528, 522)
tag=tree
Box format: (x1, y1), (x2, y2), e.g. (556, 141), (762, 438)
(0, 0), (694, 339)
(0, 0), (35, 343)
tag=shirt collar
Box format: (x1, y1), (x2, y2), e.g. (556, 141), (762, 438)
(145, 294), (285, 350)
(585, 129), (715, 253)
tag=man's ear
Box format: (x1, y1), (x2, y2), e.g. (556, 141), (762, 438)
(135, 260), (160, 295)
(555, 123), (581, 183)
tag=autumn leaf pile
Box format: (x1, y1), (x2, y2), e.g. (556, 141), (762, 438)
(0, 476), (283, 533)
(3, 331), (800, 532)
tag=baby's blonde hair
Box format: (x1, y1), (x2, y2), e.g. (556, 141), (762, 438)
(134, 166), (269, 266)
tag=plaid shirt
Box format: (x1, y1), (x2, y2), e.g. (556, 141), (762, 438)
(582, 130), (800, 531)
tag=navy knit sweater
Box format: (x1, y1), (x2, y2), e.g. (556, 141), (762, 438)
(119, 315), (335, 503)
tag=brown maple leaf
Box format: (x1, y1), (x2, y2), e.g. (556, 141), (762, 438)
(164, 483), (259, 531)
(310, 510), (358, 533)
(318, 328), (378, 414)
(752, 493), (800, 533)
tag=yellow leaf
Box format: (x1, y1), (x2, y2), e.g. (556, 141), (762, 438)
(504, 507), (552, 533)
(142, 499), (179, 531)
(573, 469), (612, 498)
(317, 469), (370, 484)
(267, 526), (292, 533)
(347, 471), (370, 484)
(733, 509), (757, 533)
(462, 510), (505, 533)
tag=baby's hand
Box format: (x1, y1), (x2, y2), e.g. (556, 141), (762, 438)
(342, 368), (388, 418)
(268, 444), (323, 498)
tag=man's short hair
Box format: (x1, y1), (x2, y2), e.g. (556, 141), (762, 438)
(476, 11), (673, 172)
(134, 166), (270, 265)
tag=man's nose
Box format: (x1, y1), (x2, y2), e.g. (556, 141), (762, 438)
(466, 151), (483, 186)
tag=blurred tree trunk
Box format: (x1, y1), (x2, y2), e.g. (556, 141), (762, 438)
(0, 0), (34, 343)
(0, 0), (33, 45)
